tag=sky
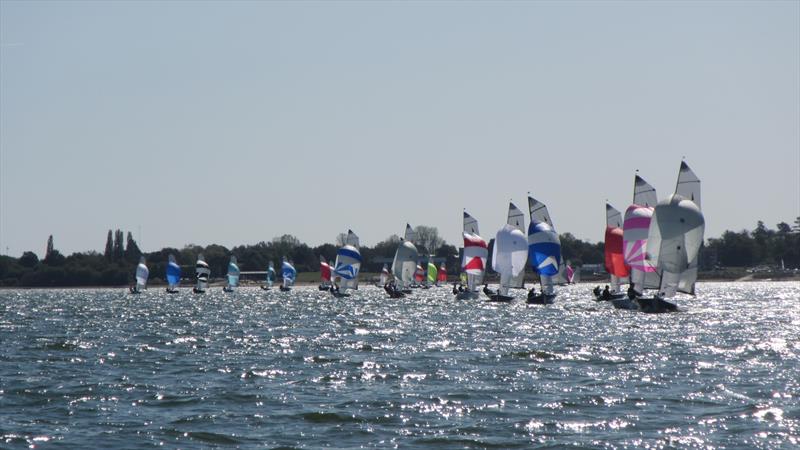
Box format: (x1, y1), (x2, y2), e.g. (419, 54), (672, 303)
(1, 1), (798, 257)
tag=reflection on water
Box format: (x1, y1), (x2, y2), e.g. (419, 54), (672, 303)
(1, 282), (799, 448)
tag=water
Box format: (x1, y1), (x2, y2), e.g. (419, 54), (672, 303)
(1, 282), (799, 449)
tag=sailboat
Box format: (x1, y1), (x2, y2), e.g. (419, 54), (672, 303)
(130, 256), (149, 293)
(193, 254), (210, 294)
(487, 215), (528, 302)
(280, 258), (296, 292)
(526, 196), (561, 304)
(565, 263), (576, 284)
(413, 265), (424, 287)
(553, 260), (570, 286)
(332, 229), (361, 297)
(319, 256), (332, 291)
(425, 258), (437, 288)
(223, 256), (240, 293)
(260, 261), (276, 291)
(437, 262), (447, 285)
(456, 211), (487, 300)
(389, 224), (419, 297)
(622, 174), (661, 304)
(378, 264), (390, 286)
(506, 202), (527, 289)
(639, 161), (705, 313)
(595, 204), (630, 302)
(165, 254), (181, 293)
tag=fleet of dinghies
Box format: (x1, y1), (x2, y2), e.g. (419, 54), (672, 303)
(125, 161), (703, 313)
(594, 161), (705, 312)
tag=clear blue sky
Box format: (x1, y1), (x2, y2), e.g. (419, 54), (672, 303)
(1, 1), (798, 257)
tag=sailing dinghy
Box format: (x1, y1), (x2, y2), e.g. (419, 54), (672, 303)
(193, 254), (210, 294)
(638, 161), (705, 313)
(280, 258), (296, 292)
(130, 256), (149, 294)
(319, 256), (332, 291)
(595, 203), (630, 302)
(166, 254), (181, 293)
(223, 256), (240, 293)
(455, 211), (487, 300)
(260, 262), (276, 291)
(487, 204), (528, 302)
(526, 196), (561, 304)
(331, 230), (361, 297)
(389, 225), (419, 297)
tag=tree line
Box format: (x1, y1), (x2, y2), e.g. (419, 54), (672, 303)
(0, 219), (797, 287)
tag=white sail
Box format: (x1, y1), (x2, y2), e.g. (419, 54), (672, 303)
(135, 256), (149, 290)
(492, 224), (528, 296)
(646, 181), (705, 300)
(463, 211), (479, 235)
(404, 224), (416, 244)
(633, 174), (658, 207)
(392, 239), (419, 289)
(195, 254), (210, 291)
(506, 202), (526, 288)
(675, 161), (701, 209)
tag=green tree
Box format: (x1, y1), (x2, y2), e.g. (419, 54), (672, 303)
(113, 229), (124, 261)
(104, 230), (113, 260)
(125, 232), (141, 262)
(45, 235), (54, 260)
(19, 251), (39, 268)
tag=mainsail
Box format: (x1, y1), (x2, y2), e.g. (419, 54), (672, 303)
(195, 254), (210, 291)
(506, 202), (527, 288)
(135, 256), (149, 290)
(623, 175), (660, 294)
(646, 162), (705, 299)
(462, 211), (487, 292)
(166, 254), (181, 289)
(392, 237), (419, 290)
(333, 229), (362, 291)
(226, 256), (240, 289)
(527, 196), (562, 296)
(605, 203), (630, 293)
(491, 224), (528, 296)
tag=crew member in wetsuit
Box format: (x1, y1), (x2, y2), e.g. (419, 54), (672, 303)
(602, 285), (611, 300)
(627, 285), (637, 299)
(527, 287), (537, 300)
(593, 286), (601, 298)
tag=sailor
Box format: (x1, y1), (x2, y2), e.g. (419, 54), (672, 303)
(602, 285), (611, 300)
(527, 287), (537, 300)
(627, 285), (637, 299)
(593, 285), (601, 297)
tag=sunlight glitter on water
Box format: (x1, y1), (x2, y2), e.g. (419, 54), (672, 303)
(1, 282), (799, 448)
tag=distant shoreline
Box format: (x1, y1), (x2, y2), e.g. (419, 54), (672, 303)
(2, 275), (798, 291)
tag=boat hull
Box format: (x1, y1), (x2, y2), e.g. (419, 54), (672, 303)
(610, 297), (639, 310)
(636, 297), (679, 313)
(527, 293), (555, 305)
(455, 290), (479, 300)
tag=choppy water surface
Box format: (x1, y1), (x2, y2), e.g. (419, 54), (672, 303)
(1, 282), (799, 449)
